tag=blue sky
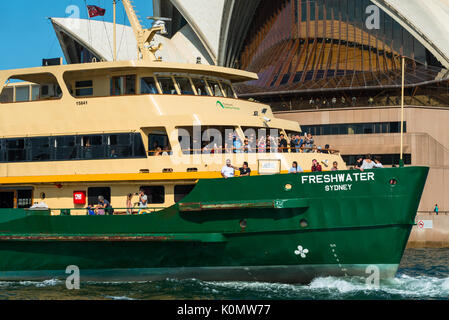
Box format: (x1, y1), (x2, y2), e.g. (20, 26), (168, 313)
(0, 0), (153, 70)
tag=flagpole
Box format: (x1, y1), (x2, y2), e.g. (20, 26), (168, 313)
(400, 56), (405, 167)
(113, 0), (117, 61)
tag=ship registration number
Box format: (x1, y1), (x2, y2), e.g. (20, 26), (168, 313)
(301, 172), (375, 192)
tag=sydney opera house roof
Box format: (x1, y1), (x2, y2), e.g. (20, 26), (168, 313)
(52, 0), (449, 96)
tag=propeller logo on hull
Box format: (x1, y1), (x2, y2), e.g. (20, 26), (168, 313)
(294, 245), (309, 258)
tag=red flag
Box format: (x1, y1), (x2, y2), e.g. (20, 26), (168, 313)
(87, 5), (106, 18)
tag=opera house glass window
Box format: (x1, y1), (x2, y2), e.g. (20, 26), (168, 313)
(237, 0), (447, 95)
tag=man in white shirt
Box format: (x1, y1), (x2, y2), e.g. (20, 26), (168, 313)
(221, 159), (235, 178)
(288, 161), (304, 173)
(360, 154), (376, 171)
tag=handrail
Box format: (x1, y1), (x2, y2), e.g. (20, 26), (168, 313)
(147, 146), (340, 155)
(417, 211), (448, 215)
(35, 207), (168, 216)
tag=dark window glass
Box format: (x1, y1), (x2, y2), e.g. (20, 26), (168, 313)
(133, 133), (146, 157)
(76, 81), (93, 88)
(88, 187), (111, 206)
(158, 77), (177, 94)
(220, 82), (235, 98)
(174, 185), (195, 203)
(81, 135), (104, 159)
(175, 77), (194, 95)
(17, 190), (32, 209)
(29, 137), (51, 161)
(6, 138), (26, 162)
(191, 78), (210, 96)
(108, 134), (131, 158)
(140, 186), (165, 204)
(208, 81), (224, 97)
(75, 81), (93, 97)
(54, 136), (77, 160)
(76, 88), (93, 96)
(140, 77), (159, 94)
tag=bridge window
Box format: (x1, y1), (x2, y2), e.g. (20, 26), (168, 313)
(1, 73), (62, 103)
(15, 86), (30, 102)
(75, 80), (93, 96)
(111, 75), (136, 95)
(175, 77), (195, 95)
(220, 82), (236, 98)
(157, 77), (178, 94)
(207, 80), (224, 97)
(0, 87), (13, 103)
(191, 78), (210, 96)
(140, 77), (159, 94)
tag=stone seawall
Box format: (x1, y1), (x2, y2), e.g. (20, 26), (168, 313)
(407, 212), (449, 248)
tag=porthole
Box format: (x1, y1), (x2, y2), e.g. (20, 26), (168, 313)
(300, 219), (308, 228)
(284, 183), (293, 191)
(389, 178), (398, 186)
(240, 219), (247, 229)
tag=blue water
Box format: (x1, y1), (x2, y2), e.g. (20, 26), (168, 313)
(0, 248), (448, 300)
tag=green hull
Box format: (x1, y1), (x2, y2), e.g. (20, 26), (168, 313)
(0, 167), (428, 283)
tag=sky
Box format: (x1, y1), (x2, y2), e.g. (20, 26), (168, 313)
(0, 0), (153, 70)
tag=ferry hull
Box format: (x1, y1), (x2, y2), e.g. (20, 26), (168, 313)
(0, 166), (428, 283)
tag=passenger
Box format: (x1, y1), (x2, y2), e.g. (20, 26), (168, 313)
(221, 159), (235, 179)
(322, 144), (331, 154)
(257, 136), (266, 153)
(355, 156), (363, 170)
(154, 147), (162, 156)
(360, 154), (375, 171)
(138, 189), (148, 214)
(304, 133), (314, 152)
(279, 134), (288, 153)
(243, 138), (250, 153)
(87, 203), (96, 215)
(238, 162), (251, 177)
(126, 193), (133, 215)
(312, 145), (318, 153)
(289, 161), (304, 173)
(374, 156), (383, 168)
(233, 135), (242, 153)
(434, 204), (439, 215)
(110, 149), (118, 158)
(162, 145), (170, 156)
(331, 161), (338, 171)
(97, 195), (111, 215)
(311, 159), (322, 172)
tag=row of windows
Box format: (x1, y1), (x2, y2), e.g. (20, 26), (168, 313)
(87, 185), (195, 206)
(342, 154), (412, 166)
(301, 122), (406, 136)
(74, 75), (236, 98)
(0, 133), (146, 163)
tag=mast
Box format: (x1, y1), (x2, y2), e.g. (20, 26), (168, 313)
(400, 56), (405, 167)
(113, 0), (117, 61)
(121, 0), (165, 61)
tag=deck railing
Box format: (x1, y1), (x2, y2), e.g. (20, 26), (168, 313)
(41, 207), (167, 216)
(148, 146), (340, 155)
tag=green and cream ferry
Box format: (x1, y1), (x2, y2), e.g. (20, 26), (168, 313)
(0, 1), (428, 282)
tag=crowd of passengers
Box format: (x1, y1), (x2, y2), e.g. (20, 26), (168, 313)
(148, 133), (336, 155)
(221, 153), (383, 178)
(84, 154), (384, 215)
(87, 189), (154, 216)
